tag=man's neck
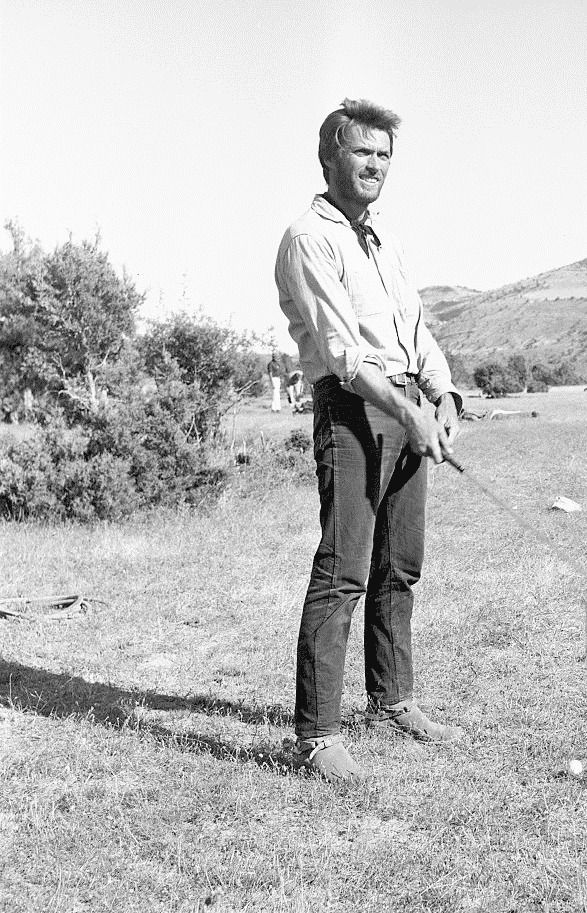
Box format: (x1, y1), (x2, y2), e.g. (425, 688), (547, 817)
(323, 191), (367, 223)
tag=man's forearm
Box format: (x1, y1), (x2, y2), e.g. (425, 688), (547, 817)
(349, 362), (453, 464)
(350, 362), (413, 424)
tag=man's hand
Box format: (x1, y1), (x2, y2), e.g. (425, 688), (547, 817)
(434, 393), (460, 446)
(351, 364), (458, 465)
(401, 400), (453, 465)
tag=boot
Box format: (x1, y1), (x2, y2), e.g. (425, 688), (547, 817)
(293, 734), (365, 782)
(365, 699), (463, 743)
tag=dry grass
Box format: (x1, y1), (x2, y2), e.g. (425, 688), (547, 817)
(1, 387), (587, 911)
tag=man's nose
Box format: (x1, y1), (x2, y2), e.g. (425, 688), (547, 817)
(366, 153), (379, 171)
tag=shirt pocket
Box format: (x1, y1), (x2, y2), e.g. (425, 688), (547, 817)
(344, 264), (389, 318)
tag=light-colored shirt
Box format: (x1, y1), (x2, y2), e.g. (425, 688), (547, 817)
(275, 195), (460, 407)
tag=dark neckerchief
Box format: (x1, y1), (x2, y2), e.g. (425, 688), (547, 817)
(322, 193), (381, 258)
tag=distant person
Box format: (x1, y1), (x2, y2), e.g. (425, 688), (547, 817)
(275, 97), (463, 782)
(286, 369), (304, 412)
(267, 353), (282, 412)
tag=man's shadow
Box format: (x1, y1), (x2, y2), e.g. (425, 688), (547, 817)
(0, 657), (298, 775)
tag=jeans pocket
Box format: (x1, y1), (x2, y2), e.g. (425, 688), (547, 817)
(313, 411), (332, 460)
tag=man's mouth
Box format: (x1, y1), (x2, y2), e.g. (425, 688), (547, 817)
(359, 175), (380, 185)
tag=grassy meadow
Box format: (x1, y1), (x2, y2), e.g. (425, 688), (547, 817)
(1, 386), (587, 912)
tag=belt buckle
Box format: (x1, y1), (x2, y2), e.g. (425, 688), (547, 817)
(393, 373), (408, 386)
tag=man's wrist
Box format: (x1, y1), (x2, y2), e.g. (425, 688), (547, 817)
(434, 392), (459, 411)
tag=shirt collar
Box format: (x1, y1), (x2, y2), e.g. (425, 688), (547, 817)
(311, 194), (379, 227)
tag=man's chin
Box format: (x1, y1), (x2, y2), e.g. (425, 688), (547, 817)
(339, 192), (378, 210)
(355, 184), (381, 205)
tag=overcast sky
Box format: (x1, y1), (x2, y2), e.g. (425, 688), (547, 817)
(1, 0), (586, 350)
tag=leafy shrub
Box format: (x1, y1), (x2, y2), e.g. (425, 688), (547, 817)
(506, 354), (528, 389)
(473, 354), (529, 397)
(0, 372), (230, 521)
(0, 226), (291, 521)
(0, 421), (138, 521)
(529, 363), (550, 391)
(140, 313), (265, 433)
(283, 428), (312, 453)
(274, 447), (316, 483)
(83, 376), (230, 511)
(0, 224), (141, 413)
(473, 362), (517, 397)
(544, 359), (584, 386)
(526, 379), (549, 393)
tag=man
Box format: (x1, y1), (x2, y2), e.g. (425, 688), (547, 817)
(267, 352), (282, 412)
(286, 369), (304, 412)
(275, 98), (463, 782)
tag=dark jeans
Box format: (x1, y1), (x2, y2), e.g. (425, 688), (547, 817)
(296, 375), (427, 739)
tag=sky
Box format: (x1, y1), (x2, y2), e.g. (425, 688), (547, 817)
(1, 0), (586, 351)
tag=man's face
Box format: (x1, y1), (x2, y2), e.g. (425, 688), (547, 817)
(326, 124), (391, 212)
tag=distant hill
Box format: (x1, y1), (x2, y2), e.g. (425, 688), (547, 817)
(418, 285), (480, 309)
(419, 258), (587, 379)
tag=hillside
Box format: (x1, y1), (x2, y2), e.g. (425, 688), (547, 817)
(420, 259), (587, 377)
(418, 285), (480, 309)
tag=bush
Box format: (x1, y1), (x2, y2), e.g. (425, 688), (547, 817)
(548, 359), (584, 386)
(83, 375), (230, 511)
(0, 225), (141, 413)
(0, 421), (138, 521)
(0, 227), (278, 520)
(506, 354), (528, 389)
(473, 362), (519, 397)
(473, 355), (529, 397)
(283, 428), (312, 453)
(526, 379), (549, 393)
(140, 313), (265, 432)
(0, 373), (230, 521)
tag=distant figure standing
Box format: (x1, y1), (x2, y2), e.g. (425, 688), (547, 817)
(267, 353), (282, 412)
(286, 369), (304, 412)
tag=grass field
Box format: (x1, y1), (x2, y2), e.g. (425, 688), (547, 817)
(1, 387), (587, 912)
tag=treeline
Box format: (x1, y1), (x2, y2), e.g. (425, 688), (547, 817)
(445, 350), (584, 396)
(0, 223), (266, 520)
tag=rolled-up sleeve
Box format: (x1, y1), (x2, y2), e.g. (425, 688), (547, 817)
(415, 305), (463, 412)
(277, 233), (386, 385)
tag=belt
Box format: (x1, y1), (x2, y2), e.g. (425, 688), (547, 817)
(388, 373), (418, 386)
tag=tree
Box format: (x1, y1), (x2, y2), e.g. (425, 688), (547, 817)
(0, 224), (142, 416)
(0, 226), (258, 518)
(473, 361), (517, 397)
(0, 222), (51, 415)
(527, 362), (550, 393)
(42, 237), (142, 409)
(549, 359), (584, 386)
(140, 312), (263, 437)
(443, 349), (474, 387)
(506, 353), (528, 391)
(473, 352), (530, 397)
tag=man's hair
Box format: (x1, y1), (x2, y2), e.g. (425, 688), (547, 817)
(318, 98), (401, 183)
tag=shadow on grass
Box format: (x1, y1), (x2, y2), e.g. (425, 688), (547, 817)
(0, 657), (298, 775)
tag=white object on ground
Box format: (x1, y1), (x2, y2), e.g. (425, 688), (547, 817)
(489, 409), (522, 419)
(551, 497), (582, 513)
(568, 758), (583, 778)
(488, 409), (539, 421)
